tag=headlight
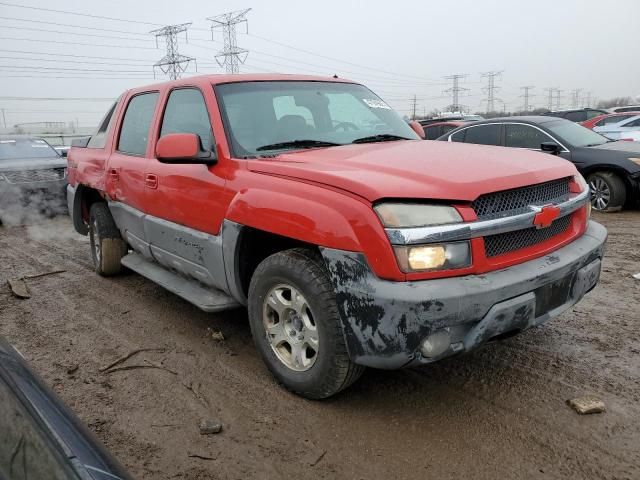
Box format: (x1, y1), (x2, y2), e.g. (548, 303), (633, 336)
(574, 174), (588, 192)
(394, 241), (471, 272)
(628, 157), (640, 167)
(374, 203), (462, 228)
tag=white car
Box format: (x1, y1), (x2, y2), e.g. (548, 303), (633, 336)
(594, 115), (640, 140)
(608, 105), (640, 113)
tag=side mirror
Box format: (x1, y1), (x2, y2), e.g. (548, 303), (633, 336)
(540, 142), (561, 155)
(409, 120), (426, 139)
(156, 133), (216, 164)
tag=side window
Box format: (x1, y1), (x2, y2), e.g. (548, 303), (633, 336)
(505, 124), (552, 149)
(117, 92), (159, 156)
(624, 118), (640, 127)
(424, 125), (442, 140)
(565, 111), (587, 122)
(160, 89), (214, 150)
(441, 124), (457, 135)
(272, 96), (315, 127)
(586, 110), (604, 120)
(463, 124), (501, 146)
(87, 100), (119, 149)
(450, 129), (466, 142)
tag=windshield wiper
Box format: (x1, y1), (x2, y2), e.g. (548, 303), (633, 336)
(256, 139), (342, 152)
(352, 134), (413, 144)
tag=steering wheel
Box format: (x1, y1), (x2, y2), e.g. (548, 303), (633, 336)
(333, 121), (360, 132)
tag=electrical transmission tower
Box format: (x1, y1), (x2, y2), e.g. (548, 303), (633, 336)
(570, 89), (583, 108)
(208, 9), (251, 74)
(582, 91), (592, 107)
(544, 88), (558, 111)
(150, 23), (196, 80)
(520, 86), (535, 112)
(555, 89), (563, 110)
(481, 71), (503, 113)
(443, 74), (469, 112)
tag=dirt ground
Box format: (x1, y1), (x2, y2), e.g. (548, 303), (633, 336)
(0, 212), (639, 480)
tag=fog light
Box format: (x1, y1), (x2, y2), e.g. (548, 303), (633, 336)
(419, 330), (451, 358)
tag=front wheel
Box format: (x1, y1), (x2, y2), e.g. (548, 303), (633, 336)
(89, 203), (127, 276)
(587, 171), (626, 212)
(248, 248), (364, 399)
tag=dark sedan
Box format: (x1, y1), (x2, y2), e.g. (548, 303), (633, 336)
(437, 116), (640, 211)
(0, 136), (68, 224)
(0, 336), (131, 479)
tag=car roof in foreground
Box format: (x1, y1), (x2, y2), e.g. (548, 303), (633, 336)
(126, 73), (360, 95)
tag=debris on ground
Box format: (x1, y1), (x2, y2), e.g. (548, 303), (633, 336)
(199, 419), (223, 435)
(66, 364), (79, 375)
(7, 270), (66, 299)
(188, 453), (217, 461)
(632, 273), (640, 280)
(7, 278), (30, 299)
(99, 348), (166, 372)
(206, 327), (225, 342)
(567, 397), (606, 415)
(309, 450), (327, 467)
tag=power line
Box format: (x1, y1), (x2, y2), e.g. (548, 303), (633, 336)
(480, 71), (503, 113)
(150, 23), (196, 80)
(208, 9), (251, 74)
(0, 48), (152, 62)
(0, 15), (151, 36)
(0, 36), (159, 50)
(0, 24), (153, 42)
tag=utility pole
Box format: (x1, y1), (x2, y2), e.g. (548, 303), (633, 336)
(570, 89), (582, 108)
(0, 108), (5, 129)
(520, 86), (535, 112)
(150, 23), (196, 80)
(481, 71), (503, 113)
(443, 74), (469, 113)
(410, 94), (417, 120)
(208, 9), (251, 74)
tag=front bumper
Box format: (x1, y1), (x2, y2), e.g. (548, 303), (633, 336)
(0, 179), (68, 216)
(321, 220), (607, 369)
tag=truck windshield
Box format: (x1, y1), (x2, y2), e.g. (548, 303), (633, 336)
(215, 81), (418, 157)
(0, 138), (60, 161)
(545, 120), (609, 148)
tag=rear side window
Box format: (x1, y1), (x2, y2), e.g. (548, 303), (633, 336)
(160, 89), (214, 150)
(564, 111), (587, 122)
(450, 129), (465, 142)
(463, 124), (501, 146)
(117, 92), (159, 156)
(88, 99), (119, 149)
(424, 125), (442, 140)
(505, 124), (552, 149)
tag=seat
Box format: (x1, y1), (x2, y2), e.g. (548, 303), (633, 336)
(274, 115), (313, 141)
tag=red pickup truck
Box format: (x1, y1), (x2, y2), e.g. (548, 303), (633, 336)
(67, 74), (606, 398)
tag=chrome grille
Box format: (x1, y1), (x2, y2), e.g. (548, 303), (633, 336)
(472, 178), (571, 220)
(2, 168), (66, 184)
(484, 215), (572, 258)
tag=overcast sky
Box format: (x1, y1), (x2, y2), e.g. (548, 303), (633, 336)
(1, 0), (639, 129)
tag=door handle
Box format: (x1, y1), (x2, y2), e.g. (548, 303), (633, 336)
(108, 168), (119, 180)
(145, 173), (158, 189)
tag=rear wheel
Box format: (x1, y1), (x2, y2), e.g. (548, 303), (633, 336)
(587, 171), (626, 212)
(89, 203), (127, 276)
(248, 248), (364, 399)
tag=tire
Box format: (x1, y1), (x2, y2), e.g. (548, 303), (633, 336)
(89, 202), (127, 276)
(248, 248), (365, 399)
(587, 171), (626, 212)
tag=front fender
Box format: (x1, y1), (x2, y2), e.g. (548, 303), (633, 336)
(224, 183), (402, 280)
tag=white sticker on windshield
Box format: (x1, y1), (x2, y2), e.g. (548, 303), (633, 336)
(363, 99), (391, 110)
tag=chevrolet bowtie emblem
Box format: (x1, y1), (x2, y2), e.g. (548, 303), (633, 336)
(531, 204), (561, 229)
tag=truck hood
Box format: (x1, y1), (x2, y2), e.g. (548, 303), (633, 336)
(247, 140), (577, 202)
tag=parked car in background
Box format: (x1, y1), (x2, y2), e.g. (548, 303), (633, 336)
(0, 336), (131, 480)
(438, 116), (640, 211)
(542, 108), (608, 123)
(67, 74), (605, 398)
(593, 115), (640, 141)
(609, 105), (640, 113)
(421, 121), (470, 140)
(0, 136), (68, 223)
(419, 113), (484, 127)
(581, 112), (640, 130)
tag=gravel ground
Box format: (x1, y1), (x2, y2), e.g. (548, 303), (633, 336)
(0, 212), (639, 480)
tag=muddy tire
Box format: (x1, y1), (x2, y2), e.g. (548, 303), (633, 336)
(248, 248), (365, 399)
(89, 202), (127, 276)
(587, 171), (626, 212)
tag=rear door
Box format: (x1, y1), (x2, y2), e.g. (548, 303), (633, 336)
(105, 91), (160, 257)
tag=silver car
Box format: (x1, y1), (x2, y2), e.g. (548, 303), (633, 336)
(594, 115), (640, 140)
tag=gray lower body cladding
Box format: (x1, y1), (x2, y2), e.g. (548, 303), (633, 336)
(321, 221), (607, 369)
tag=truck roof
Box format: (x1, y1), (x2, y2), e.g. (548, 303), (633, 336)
(125, 73), (359, 95)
